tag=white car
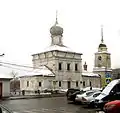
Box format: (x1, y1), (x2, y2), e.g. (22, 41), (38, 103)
(81, 91), (101, 106)
(81, 87), (101, 92)
(75, 90), (98, 103)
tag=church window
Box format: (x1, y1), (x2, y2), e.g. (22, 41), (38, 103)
(58, 63), (62, 70)
(59, 81), (61, 87)
(76, 81), (78, 87)
(75, 63), (78, 71)
(67, 63), (70, 71)
(39, 82), (41, 87)
(90, 81), (92, 87)
(27, 81), (29, 87)
(98, 56), (102, 60)
(83, 81), (85, 87)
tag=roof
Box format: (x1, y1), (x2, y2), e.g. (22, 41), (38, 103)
(95, 52), (110, 54)
(0, 62), (55, 78)
(44, 45), (73, 52)
(82, 70), (100, 77)
(20, 66), (55, 77)
(93, 67), (112, 72)
(0, 74), (12, 79)
(32, 45), (82, 56)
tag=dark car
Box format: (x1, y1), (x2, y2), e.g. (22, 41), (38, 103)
(94, 79), (120, 109)
(66, 88), (85, 103)
(95, 92), (120, 109)
(66, 88), (80, 97)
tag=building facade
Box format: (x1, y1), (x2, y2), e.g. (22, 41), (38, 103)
(32, 18), (83, 90)
(93, 26), (112, 87)
(19, 66), (55, 94)
(112, 68), (120, 80)
(82, 62), (101, 88)
(0, 75), (12, 98)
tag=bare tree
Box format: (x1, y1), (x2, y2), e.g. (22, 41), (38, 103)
(10, 70), (18, 94)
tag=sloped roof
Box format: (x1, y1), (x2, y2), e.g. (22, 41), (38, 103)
(0, 62), (55, 78)
(44, 45), (73, 52)
(82, 70), (100, 77)
(24, 66), (55, 77)
(0, 74), (12, 79)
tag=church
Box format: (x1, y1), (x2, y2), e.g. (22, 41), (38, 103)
(19, 16), (109, 93)
(93, 26), (112, 87)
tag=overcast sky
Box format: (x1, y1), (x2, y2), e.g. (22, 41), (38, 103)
(0, 0), (120, 73)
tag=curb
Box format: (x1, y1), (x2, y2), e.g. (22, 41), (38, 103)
(1, 93), (66, 101)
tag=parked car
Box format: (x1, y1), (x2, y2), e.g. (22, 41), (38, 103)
(94, 79), (120, 109)
(103, 100), (120, 113)
(67, 90), (86, 103)
(75, 90), (98, 103)
(81, 91), (101, 107)
(81, 87), (101, 92)
(66, 88), (80, 98)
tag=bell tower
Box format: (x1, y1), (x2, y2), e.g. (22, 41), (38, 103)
(93, 25), (112, 87)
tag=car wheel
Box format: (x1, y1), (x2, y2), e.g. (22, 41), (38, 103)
(89, 101), (94, 108)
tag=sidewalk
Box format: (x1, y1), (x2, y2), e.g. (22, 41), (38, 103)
(3, 93), (66, 100)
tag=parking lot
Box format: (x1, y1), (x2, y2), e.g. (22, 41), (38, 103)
(0, 97), (101, 113)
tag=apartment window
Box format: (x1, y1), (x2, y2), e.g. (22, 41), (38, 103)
(67, 63), (70, 71)
(39, 82), (41, 87)
(76, 81), (78, 87)
(59, 81), (61, 87)
(58, 63), (62, 70)
(27, 81), (29, 87)
(83, 81), (85, 87)
(75, 63), (78, 71)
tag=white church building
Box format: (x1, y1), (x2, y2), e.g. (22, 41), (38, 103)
(19, 16), (100, 93)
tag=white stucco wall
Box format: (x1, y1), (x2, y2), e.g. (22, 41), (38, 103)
(2, 80), (10, 97)
(82, 76), (100, 88)
(20, 76), (55, 92)
(32, 51), (83, 89)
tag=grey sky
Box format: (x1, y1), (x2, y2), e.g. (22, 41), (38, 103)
(0, 0), (120, 73)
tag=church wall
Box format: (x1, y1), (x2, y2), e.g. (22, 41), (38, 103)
(94, 53), (111, 68)
(32, 51), (83, 89)
(20, 76), (55, 93)
(82, 76), (100, 88)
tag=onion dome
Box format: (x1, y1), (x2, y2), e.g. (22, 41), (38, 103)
(99, 25), (107, 48)
(99, 43), (107, 48)
(50, 24), (63, 36)
(50, 12), (63, 36)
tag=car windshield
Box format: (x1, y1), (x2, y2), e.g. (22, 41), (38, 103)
(86, 91), (94, 96)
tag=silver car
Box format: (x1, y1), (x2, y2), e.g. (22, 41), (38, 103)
(75, 90), (98, 103)
(81, 91), (101, 106)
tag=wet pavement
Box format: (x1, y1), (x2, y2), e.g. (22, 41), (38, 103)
(0, 97), (98, 113)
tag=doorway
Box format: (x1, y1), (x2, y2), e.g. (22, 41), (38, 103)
(67, 81), (71, 89)
(0, 83), (2, 98)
